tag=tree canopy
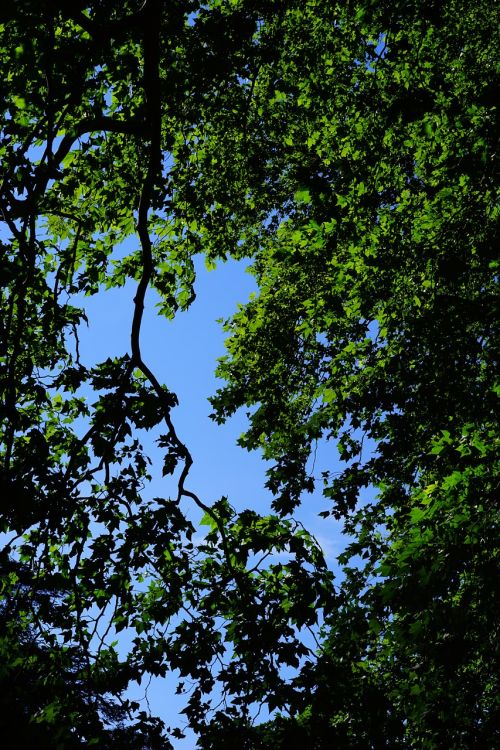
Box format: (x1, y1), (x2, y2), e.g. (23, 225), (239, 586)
(0, 1), (498, 748)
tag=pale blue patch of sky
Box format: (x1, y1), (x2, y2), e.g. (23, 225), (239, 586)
(77, 252), (348, 747)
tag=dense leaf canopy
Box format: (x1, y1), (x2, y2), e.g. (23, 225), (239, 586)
(0, 1), (498, 748)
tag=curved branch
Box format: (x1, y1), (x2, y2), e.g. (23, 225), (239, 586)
(129, 2), (244, 588)
(4, 115), (144, 220)
(131, 2), (194, 499)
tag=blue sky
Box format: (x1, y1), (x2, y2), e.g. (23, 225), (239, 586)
(76, 254), (348, 745)
(77, 254), (346, 537)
